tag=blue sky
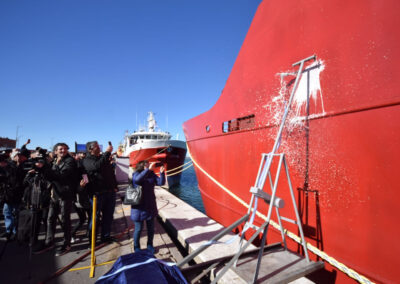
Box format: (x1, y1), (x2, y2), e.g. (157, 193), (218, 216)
(0, 0), (261, 151)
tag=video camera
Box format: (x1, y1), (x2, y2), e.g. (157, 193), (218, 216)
(23, 155), (47, 172)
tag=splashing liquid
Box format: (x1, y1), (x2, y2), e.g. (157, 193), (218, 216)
(272, 60), (326, 128)
(292, 60), (326, 118)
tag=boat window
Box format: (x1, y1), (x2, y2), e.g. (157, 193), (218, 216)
(222, 114), (255, 133)
(145, 135), (151, 139)
(130, 137), (138, 145)
(139, 135), (144, 139)
(206, 125), (210, 132)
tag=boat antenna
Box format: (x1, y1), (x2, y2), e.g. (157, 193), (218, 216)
(135, 110), (138, 130)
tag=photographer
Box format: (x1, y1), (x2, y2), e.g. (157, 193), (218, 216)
(0, 153), (19, 241)
(43, 143), (78, 256)
(21, 150), (52, 251)
(131, 160), (165, 253)
(82, 141), (117, 244)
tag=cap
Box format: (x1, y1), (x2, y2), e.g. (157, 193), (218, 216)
(10, 151), (19, 159)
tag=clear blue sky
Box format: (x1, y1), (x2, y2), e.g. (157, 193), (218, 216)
(0, 0), (261, 151)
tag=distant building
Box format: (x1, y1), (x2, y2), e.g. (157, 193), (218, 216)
(0, 137), (16, 149)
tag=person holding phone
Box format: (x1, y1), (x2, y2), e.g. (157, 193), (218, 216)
(131, 160), (165, 254)
(82, 141), (118, 244)
(71, 152), (91, 244)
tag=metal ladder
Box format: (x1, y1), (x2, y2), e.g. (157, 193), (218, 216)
(178, 55), (317, 284)
(211, 55), (316, 284)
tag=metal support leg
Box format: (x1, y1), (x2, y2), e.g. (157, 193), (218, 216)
(275, 207), (288, 250)
(177, 214), (249, 268)
(252, 223), (269, 284)
(284, 156), (310, 261)
(211, 218), (271, 284)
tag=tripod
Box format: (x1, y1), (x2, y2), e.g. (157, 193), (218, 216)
(26, 172), (46, 279)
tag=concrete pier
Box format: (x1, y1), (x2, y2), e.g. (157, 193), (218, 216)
(155, 186), (257, 283)
(0, 185), (318, 283)
(154, 186), (319, 284)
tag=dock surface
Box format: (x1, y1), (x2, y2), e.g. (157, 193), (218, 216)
(0, 188), (182, 283)
(0, 185), (319, 283)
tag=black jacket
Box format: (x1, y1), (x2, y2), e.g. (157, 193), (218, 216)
(23, 170), (52, 209)
(82, 152), (117, 196)
(45, 154), (78, 200)
(0, 162), (20, 204)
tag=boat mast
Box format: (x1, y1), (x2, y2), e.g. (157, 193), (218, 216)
(147, 111), (156, 132)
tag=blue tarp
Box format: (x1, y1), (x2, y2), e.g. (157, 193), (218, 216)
(95, 250), (188, 284)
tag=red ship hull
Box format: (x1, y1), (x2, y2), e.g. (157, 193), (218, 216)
(183, 1), (400, 283)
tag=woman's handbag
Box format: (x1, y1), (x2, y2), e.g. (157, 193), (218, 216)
(123, 185), (143, 205)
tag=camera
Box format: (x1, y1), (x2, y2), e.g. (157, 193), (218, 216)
(23, 155), (46, 171)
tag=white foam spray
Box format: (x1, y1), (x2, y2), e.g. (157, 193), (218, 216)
(292, 60), (325, 118)
(270, 60), (326, 129)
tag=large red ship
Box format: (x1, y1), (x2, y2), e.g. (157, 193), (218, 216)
(121, 112), (187, 186)
(183, 1), (400, 283)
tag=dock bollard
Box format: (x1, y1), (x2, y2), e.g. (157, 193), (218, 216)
(89, 195), (97, 278)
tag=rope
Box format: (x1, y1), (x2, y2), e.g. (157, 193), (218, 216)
(187, 145), (374, 284)
(128, 147), (168, 171)
(68, 259), (117, 272)
(129, 147), (194, 177)
(165, 160), (193, 173)
(166, 162), (193, 177)
(145, 146), (168, 161)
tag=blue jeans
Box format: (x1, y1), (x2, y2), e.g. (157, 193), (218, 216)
(89, 192), (116, 239)
(133, 218), (154, 251)
(3, 203), (19, 235)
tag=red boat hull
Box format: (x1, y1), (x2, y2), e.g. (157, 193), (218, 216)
(129, 146), (187, 186)
(183, 1), (400, 283)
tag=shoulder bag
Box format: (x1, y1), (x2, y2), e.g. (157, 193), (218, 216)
(123, 185), (142, 205)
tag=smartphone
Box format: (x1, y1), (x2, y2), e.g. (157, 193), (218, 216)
(108, 141), (112, 146)
(82, 174), (89, 183)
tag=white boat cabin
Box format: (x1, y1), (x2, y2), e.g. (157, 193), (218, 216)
(122, 111), (172, 151)
(127, 131), (172, 146)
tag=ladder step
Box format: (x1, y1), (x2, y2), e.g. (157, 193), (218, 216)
(228, 245), (324, 283)
(250, 187), (285, 208)
(280, 216), (297, 224)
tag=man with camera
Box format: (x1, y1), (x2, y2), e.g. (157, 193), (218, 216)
(82, 141), (117, 244)
(0, 140), (31, 241)
(44, 143), (78, 256)
(0, 153), (19, 241)
(21, 148), (52, 251)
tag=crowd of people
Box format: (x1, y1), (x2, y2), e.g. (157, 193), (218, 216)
(0, 139), (118, 256)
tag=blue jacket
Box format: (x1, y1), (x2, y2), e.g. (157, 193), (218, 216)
(130, 169), (165, 222)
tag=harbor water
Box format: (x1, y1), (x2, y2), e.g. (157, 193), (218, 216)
(169, 158), (205, 213)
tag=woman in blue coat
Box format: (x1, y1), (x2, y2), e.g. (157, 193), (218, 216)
(131, 160), (165, 253)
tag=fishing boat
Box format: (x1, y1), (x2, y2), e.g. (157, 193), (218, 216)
(183, 1), (400, 283)
(121, 112), (187, 186)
